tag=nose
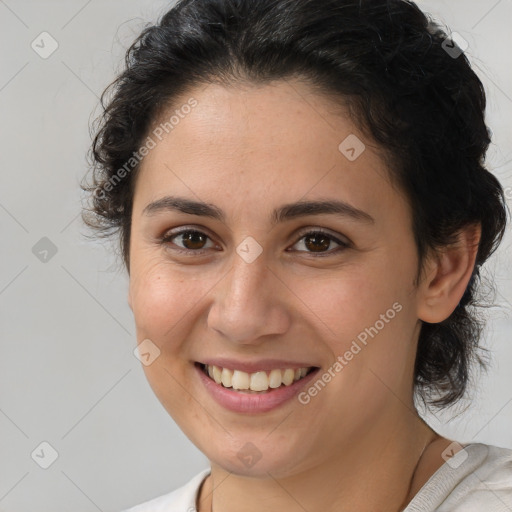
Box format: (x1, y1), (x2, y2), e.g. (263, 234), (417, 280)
(207, 253), (291, 345)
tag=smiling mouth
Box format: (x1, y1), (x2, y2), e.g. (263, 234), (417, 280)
(197, 362), (318, 393)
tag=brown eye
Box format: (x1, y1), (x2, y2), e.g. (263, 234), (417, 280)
(162, 229), (215, 253)
(303, 233), (331, 252)
(290, 230), (348, 255)
(180, 231), (208, 250)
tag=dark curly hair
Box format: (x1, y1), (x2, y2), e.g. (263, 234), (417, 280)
(81, 0), (509, 409)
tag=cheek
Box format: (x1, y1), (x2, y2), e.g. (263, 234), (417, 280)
(129, 263), (215, 417)
(291, 264), (402, 344)
(293, 259), (415, 383)
(129, 262), (213, 341)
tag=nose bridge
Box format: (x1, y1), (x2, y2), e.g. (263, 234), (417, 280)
(228, 252), (271, 308)
(207, 249), (290, 343)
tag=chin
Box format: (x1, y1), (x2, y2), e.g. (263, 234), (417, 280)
(203, 437), (306, 478)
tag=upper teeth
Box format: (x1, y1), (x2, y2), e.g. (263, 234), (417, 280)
(205, 365), (311, 391)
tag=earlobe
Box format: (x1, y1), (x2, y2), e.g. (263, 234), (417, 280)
(416, 224), (481, 323)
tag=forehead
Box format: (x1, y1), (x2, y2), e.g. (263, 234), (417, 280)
(133, 80), (404, 225)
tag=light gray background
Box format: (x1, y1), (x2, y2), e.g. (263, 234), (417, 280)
(0, 1), (511, 511)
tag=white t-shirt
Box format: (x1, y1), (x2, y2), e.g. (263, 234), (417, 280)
(122, 443), (512, 512)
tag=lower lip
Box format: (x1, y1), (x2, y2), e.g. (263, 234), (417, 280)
(195, 363), (320, 413)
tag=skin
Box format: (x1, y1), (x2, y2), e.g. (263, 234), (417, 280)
(127, 79), (480, 512)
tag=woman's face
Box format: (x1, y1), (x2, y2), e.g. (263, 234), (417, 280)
(128, 80), (425, 477)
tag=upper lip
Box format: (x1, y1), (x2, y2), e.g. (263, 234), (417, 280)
(197, 358), (319, 373)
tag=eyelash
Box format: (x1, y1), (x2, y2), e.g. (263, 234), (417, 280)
(159, 227), (350, 257)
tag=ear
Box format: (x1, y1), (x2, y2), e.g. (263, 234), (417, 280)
(416, 223), (481, 323)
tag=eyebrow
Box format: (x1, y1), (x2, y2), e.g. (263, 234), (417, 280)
(142, 195), (375, 225)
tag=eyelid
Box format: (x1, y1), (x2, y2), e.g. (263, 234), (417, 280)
(292, 226), (350, 245)
(161, 225), (215, 239)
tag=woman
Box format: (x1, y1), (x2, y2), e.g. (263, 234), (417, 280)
(82, 0), (512, 510)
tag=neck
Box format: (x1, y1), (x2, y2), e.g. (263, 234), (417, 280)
(197, 413), (439, 512)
